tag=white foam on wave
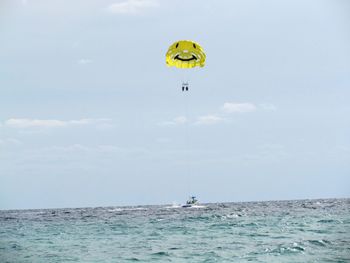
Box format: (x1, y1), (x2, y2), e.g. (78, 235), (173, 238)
(108, 207), (148, 212)
(164, 204), (182, 209)
(164, 204), (206, 209)
(222, 213), (240, 219)
(184, 205), (206, 209)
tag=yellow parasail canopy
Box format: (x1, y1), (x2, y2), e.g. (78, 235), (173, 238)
(165, 40), (206, 69)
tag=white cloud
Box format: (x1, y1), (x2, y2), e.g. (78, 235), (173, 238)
(5, 119), (66, 128)
(4, 118), (111, 129)
(51, 144), (91, 153)
(174, 116), (187, 124)
(108, 0), (158, 14)
(78, 58), (93, 65)
(49, 144), (149, 155)
(159, 116), (188, 126)
(195, 115), (225, 125)
(222, 102), (257, 113)
(6, 138), (22, 145)
(97, 145), (149, 155)
(159, 101), (272, 127)
(0, 138), (22, 145)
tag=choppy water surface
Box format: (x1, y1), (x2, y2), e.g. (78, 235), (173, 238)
(1, 198), (349, 262)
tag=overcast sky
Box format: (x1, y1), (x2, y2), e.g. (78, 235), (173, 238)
(1, 0), (349, 209)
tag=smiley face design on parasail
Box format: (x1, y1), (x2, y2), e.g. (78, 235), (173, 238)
(166, 40), (206, 69)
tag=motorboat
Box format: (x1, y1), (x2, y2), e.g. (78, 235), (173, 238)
(181, 196), (198, 208)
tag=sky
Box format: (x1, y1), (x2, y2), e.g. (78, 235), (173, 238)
(0, 0), (350, 210)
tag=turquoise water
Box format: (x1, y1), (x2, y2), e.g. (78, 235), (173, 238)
(1, 198), (349, 262)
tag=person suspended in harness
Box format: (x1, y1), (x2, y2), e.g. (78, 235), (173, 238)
(182, 82), (189, 91)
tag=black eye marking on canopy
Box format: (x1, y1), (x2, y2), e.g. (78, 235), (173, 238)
(176, 43), (179, 48)
(193, 43), (196, 49)
(174, 54), (198, 61)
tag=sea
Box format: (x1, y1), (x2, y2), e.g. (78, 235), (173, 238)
(1, 198), (349, 263)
